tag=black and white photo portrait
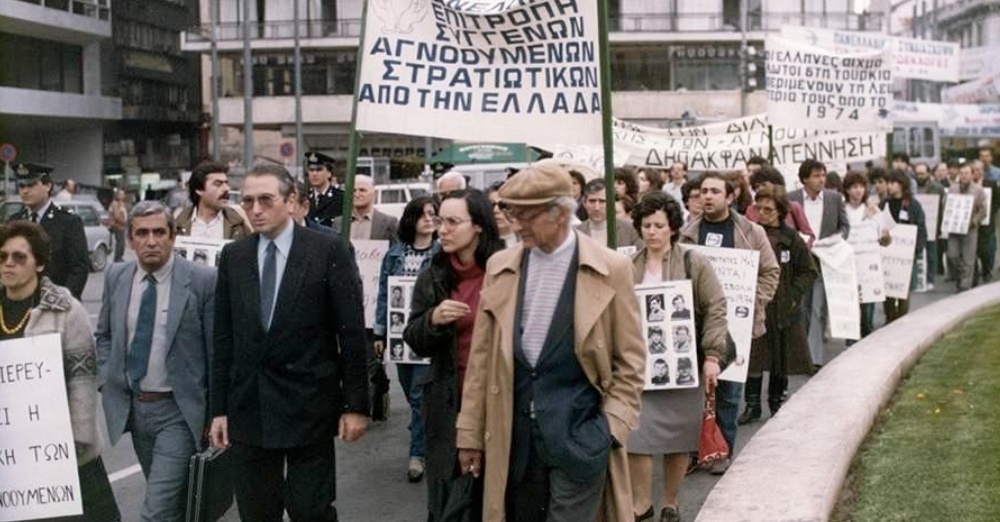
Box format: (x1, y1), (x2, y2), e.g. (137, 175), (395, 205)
(670, 294), (691, 320)
(645, 294), (666, 322)
(647, 326), (666, 354)
(673, 325), (692, 353)
(651, 358), (670, 385)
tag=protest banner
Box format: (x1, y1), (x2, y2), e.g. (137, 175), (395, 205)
(385, 276), (428, 365)
(173, 236), (231, 268)
(356, 0), (603, 144)
(845, 220), (886, 304)
(765, 35), (893, 133)
(982, 187), (992, 226)
(959, 45), (1000, 82)
(942, 72), (1000, 105)
(690, 246), (759, 383)
(635, 281), (699, 391)
(940, 193), (974, 235)
(914, 193), (941, 241)
(0, 334), (83, 521)
(352, 239), (390, 329)
(881, 224), (918, 300)
(893, 101), (1000, 138)
(780, 25), (960, 83)
(810, 236), (861, 340)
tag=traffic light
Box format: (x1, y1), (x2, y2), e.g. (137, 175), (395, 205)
(743, 45), (758, 92)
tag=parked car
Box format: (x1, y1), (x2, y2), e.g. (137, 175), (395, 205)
(0, 196), (114, 272)
(374, 182), (432, 219)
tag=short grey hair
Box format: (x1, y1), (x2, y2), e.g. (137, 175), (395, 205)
(248, 164), (294, 198)
(436, 171), (467, 191)
(128, 200), (176, 236)
(550, 195), (578, 218)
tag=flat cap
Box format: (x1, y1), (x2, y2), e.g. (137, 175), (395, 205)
(497, 163), (573, 206)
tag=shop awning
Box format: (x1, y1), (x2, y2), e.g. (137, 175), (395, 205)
(428, 143), (542, 165)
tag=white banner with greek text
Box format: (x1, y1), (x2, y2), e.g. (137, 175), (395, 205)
(353, 239), (390, 329)
(810, 236), (861, 340)
(881, 224), (918, 300)
(846, 220), (886, 304)
(942, 72), (1000, 105)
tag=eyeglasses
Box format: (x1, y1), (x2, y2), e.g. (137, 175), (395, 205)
(757, 206), (777, 214)
(240, 193), (282, 209)
(0, 251), (30, 265)
(500, 204), (550, 223)
(432, 216), (471, 229)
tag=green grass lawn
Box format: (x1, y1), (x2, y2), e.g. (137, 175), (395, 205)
(833, 304), (1000, 522)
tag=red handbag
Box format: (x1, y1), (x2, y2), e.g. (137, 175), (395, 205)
(697, 389), (730, 467)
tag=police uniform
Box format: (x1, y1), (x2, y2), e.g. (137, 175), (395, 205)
(8, 163), (90, 299)
(304, 152), (345, 228)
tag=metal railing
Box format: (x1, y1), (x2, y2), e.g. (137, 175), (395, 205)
(14, 0), (110, 21)
(185, 19), (362, 43)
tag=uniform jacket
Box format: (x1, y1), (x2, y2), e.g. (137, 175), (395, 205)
(679, 212), (781, 338)
(175, 205), (252, 240)
(575, 217), (644, 249)
(211, 225), (368, 448)
(95, 257), (216, 448)
(307, 185), (345, 228)
(332, 208), (399, 243)
(455, 232), (645, 522)
(786, 188), (851, 240)
(10, 202), (89, 299)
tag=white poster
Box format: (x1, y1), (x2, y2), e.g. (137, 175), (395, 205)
(914, 250), (928, 294)
(352, 239), (390, 329)
(356, 0), (603, 144)
(0, 334), (83, 521)
(766, 35), (893, 133)
(941, 194), (974, 235)
(893, 101), (1000, 138)
(982, 188), (992, 226)
(846, 220), (886, 304)
(385, 276), (428, 365)
(690, 246), (759, 384)
(881, 224), (919, 300)
(635, 281), (699, 391)
(173, 236), (231, 268)
(810, 236), (861, 340)
(780, 25), (960, 83)
(616, 245), (636, 257)
(942, 72), (1000, 105)
(959, 45), (1000, 82)
(914, 193), (941, 241)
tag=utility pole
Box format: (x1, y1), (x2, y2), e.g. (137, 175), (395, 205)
(294, 0), (304, 175)
(739, 0), (748, 116)
(242, 0), (254, 170)
(210, 0), (220, 161)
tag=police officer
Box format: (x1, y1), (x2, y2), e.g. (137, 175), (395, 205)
(8, 163), (90, 299)
(305, 152), (345, 228)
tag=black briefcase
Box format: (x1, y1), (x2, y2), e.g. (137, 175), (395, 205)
(186, 446), (234, 522)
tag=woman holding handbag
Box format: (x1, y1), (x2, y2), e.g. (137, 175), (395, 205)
(628, 192), (729, 522)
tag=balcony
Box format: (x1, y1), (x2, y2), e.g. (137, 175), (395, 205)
(0, 0), (111, 43)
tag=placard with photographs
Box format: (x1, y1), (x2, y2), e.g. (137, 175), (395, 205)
(174, 236), (231, 267)
(635, 280), (699, 391)
(941, 193), (974, 235)
(385, 276), (428, 365)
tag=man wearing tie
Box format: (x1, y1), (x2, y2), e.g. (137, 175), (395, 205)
(96, 201), (217, 521)
(210, 165), (369, 521)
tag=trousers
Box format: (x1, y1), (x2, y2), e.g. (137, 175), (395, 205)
(230, 439), (338, 522)
(947, 230), (979, 291)
(129, 397), (197, 522)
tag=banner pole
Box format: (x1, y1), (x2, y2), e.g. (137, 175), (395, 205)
(596, 0), (616, 249)
(767, 124), (776, 164)
(340, 1), (372, 243)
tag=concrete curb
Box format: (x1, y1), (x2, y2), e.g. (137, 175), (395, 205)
(695, 282), (1000, 522)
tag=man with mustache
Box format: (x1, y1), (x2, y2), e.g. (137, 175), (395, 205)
(175, 161), (252, 240)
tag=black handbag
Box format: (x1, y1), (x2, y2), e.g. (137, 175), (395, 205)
(185, 446), (234, 522)
(439, 474), (476, 522)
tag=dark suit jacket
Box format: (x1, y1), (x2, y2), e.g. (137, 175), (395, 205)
(95, 257), (217, 448)
(212, 224), (369, 448)
(9, 202), (89, 298)
(787, 188), (850, 240)
(307, 185), (345, 228)
(332, 208), (398, 244)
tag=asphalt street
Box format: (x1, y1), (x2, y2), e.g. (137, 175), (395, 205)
(78, 269), (959, 522)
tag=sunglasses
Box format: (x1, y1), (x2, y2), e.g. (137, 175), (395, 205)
(0, 251), (31, 265)
(240, 193), (282, 209)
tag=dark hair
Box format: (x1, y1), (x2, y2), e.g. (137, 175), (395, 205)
(697, 171), (734, 196)
(0, 221), (51, 272)
(753, 185), (790, 222)
(747, 156), (770, 168)
(749, 166), (785, 190)
(484, 180), (505, 199)
(584, 178), (606, 196)
(567, 169), (586, 192)
(680, 179), (700, 206)
(678, 358), (693, 369)
(631, 191), (685, 245)
(247, 164), (294, 198)
(842, 171), (869, 200)
(825, 171), (843, 192)
(726, 171), (752, 213)
(616, 193), (636, 215)
(397, 195), (438, 245)
(293, 179), (310, 206)
(868, 167), (888, 183)
(798, 159), (826, 183)
(672, 161), (688, 172)
(649, 326), (662, 336)
(189, 161), (228, 207)
(614, 167), (640, 202)
(440, 189), (504, 272)
(639, 168), (665, 192)
(892, 152), (910, 165)
(885, 169), (913, 200)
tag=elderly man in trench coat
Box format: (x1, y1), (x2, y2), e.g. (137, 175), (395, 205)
(456, 163), (646, 522)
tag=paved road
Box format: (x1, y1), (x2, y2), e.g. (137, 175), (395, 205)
(78, 270), (960, 521)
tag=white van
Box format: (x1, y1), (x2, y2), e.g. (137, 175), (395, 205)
(374, 182), (432, 219)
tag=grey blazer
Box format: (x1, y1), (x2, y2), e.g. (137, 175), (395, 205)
(787, 188), (850, 240)
(95, 257), (216, 448)
(333, 208), (399, 244)
(575, 217), (644, 249)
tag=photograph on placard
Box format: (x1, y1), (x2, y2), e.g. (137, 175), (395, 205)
(636, 281), (698, 391)
(389, 285), (406, 308)
(388, 340), (404, 362)
(672, 325), (693, 353)
(386, 275), (429, 365)
(173, 236), (231, 268)
(669, 293), (691, 320)
(645, 293), (667, 322)
(676, 357), (697, 386)
(650, 358), (671, 385)
(647, 326), (667, 354)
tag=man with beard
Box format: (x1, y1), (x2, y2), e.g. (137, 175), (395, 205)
(175, 161), (251, 240)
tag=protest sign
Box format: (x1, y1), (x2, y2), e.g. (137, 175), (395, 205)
(982, 187), (992, 226)
(352, 239), (390, 329)
(893, 101), (1000, 138)
(780, 25), (960, 83)
(356, 0), (603, 144)
(881, 224), (918, 300)
(0, 334), (83, 521)
(616, 245), (636, 257)
(174, 236), (231, 268)
(941, 193), (974, 235)
(914, 250), (928, 294)
(385, 276), (428, 365)
(766, 35), (892, 132)
(635, 281), (698, 391)
(810, 236), (861, 340)
(942, 72), (1000, 105)
(914, 193), (941, 241)
(690, 246), (759, 383)
(845, 220), (886, 304)
(959, 45), (1000, 82)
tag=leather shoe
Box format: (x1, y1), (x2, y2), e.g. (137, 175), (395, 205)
(407, 456), (425, 483)
(709, 457), (731, 475)
(659, 506), (681, 522)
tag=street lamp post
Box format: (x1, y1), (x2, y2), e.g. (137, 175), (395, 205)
(242, 0), (254, 169)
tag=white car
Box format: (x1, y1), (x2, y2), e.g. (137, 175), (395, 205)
(0, 196), (114, 272)
(373, 182), (432, 219)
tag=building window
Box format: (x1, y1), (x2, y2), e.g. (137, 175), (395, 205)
(0, 33), (82, 93)
(224, 51), (357, 97)
(611, 47), (671, 91)
(671, 44), (741, 91)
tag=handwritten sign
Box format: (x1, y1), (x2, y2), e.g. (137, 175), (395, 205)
(0, 334), (82, 521)
(635, 281), (698, 391)
(356, 0), (603, 144)
(810, 236), (861, 340)
(690, 246), (759, 383)
(385, 276), (428, 365)
(982, 187), (992, 226)
(941, 193), (974, 235)
(914, 250), (928, 294)
(352, 239), (390, 329)
(881, 224), (918, 300)
(914, 193), (941, 241)
(616, 245), (636, 257)
(174, 236), (231, 268)
(766, 35), (892, 132)
(846, 220), (886, 304)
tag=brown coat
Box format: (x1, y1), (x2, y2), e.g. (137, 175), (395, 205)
(455, 232), (646, 522)
(174, 205), (252, 240)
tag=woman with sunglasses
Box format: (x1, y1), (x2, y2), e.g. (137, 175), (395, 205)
(373, 195), (440, 483)
(0, 221), (120, 521)
(404, 189), (504, 522)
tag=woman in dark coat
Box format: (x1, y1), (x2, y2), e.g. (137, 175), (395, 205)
(403, 189), (505, 522)
(741, 186), (818, 423)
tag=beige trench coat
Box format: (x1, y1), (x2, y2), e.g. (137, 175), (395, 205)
(456, 232), (646, 522)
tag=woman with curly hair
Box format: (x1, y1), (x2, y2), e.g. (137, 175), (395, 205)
(615, 166), (640, 203)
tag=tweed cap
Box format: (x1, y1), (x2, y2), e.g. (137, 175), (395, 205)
(497, 163), (574, 206)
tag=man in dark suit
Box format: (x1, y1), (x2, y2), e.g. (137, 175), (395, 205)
(96, 200), (216, 521)
(210, 165), (368, 522)
(8, 163), (89, 298)
(787, 159), (850, 367)
(305, 151), (345, 228)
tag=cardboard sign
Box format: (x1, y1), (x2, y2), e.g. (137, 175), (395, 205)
(635, 281), (699, 391)
(914, 193), (941, 241)
(352, 239), (390, 329)
(174, 236), (231, 268)
(846, 220), (886, 304)
(941, 194), (974, 235)
(0, 334), (83, 521)
(881, 224), (919, 300)
(385, 276), (428, 365)
(810, 236), (861, 340)
(982, 187), (992, 226)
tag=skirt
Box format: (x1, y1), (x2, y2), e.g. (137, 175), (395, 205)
(626, 384), (704, 455)
(47, 457), (121, 522)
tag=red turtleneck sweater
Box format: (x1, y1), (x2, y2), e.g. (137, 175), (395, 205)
(450, 254), (485, 397)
